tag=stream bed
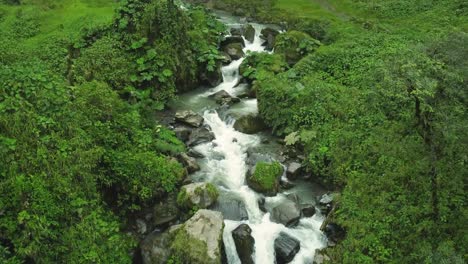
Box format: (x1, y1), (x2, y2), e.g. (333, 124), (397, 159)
(169, 13), (327, 264)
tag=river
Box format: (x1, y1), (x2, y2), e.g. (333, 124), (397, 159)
(170, 12), (327, 264)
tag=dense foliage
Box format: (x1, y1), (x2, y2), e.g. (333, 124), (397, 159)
(243, 0), (467, 262)
(0, 0), (226, 262)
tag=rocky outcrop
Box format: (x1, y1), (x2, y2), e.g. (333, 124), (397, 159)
(140, 230), (172, 264)
(274, 232), (300, 264)
(317, 193), (335, 215)
(177, 153), (200, 174)
(187, 127), (215, 146)
(223, 42), (245, 60)
(246, 162), (283, 196)
(152, 194), (180, 228)
(261, 27), (280, 51)
(211, 198), (248, 221)
(201, 63), (223, 87)
(286, 161), (303, 180)
(174, 124), (192, 142)
(209, 90), (241, 105)
(232, 224), (255, 264)
(170, 210), (225, 264)
(233, 114), (267, 134)
(175, 110), (204, 128)
(323, 223), (346, 245)
(244, 24), (255, 43)
(270, 197), (301, 227)
(221, 36), (245, 48)
(177, 182), (219, 209)
(300, 204), (316, 217)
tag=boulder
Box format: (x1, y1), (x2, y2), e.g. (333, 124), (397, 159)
(175, 110), (204, 128)
(246, 162), (283, 196)
(243, 24), (256, 43)
(286, 162), (302, 180)
(187, 148), (205, 158)
(300, 204), (316, 217)
(140, 231), (172, 264)
(174, 125), (192, 142)
(260, 27), (280, 51)
(177, 153), (200, 174)
(317, 193), (334, 215)
(233, 114), (267, 134)
(221, 35), (245, 47)
(187, 127), (215, 146)
(232, 224), (255, 264)
(211, 199), (248, 221)
(171, 210), (224, 264)
(270, 198), (301, 227)
(274, 232), (300, 264)
(223, 43), (245, 60)
(201, 64), (223, 87)
(152, 194), (180, 228)
(230, 27), (242, 36)
(323, 223), (346, 244)
(209, 90), (241, 106)
(219, 51), (232, 65)
(177, 182), (219, 209)
(136, 219), (147, 235)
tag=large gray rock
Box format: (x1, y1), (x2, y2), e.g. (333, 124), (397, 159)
(140, 230), (171, 264)
(211, 199), (248, 221)
(187, 127), (215, 146)
(177, 182), (219, 209)
(232, 224), (255, 264)
(209, 90), (241, 106)
(174, 125), (192, 142)
(244, 24), (256, 43)
(177, 153), (200, 174)
(223, 42), (245, 60)
(233, 114), (267, 134)
(152, 194), (180, 228)
(274, 232), (301, 264)
(175, 110), (204, 128)
(201, 64), (223, 87)
(171, 210), (224, 264)
(261, 27), (280, 51)
(270, 198), (301, 227)
(286, 161), (303, 180)
(221, 35), (246, 47)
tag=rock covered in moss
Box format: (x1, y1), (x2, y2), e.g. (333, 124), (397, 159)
(170, 210), (225, 264)
(246, 161), (283, 196)
(233, 114), (267, 134)
(223, 42), (245, 60)
(244, 24), (256, 43)
(177, 182), (219, 209)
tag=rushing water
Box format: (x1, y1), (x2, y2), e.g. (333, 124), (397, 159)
(170, 14), (327, 264)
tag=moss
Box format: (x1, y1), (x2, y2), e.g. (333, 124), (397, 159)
(170, 228), (220, 264)
(248, 162), (283, 195)
(176, 188), (189, 208)
(206, 183), (219, 201)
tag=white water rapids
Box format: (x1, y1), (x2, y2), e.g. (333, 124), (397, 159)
(176, 18), (327, 264)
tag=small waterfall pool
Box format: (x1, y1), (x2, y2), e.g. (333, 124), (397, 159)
(170, 13), (327, 264)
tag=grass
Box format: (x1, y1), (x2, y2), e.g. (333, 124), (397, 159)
(0, 0), (116, 50)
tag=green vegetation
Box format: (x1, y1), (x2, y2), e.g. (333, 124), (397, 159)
(238, 0), (468, 262)
(247, 162), (283, 195)
(0, 0), (226, 262)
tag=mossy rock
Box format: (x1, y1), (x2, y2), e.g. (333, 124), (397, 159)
(233, 114), (267, 134)
(247, 161), (283, 196)
(169, 210), (224, 264)
(177, 182), (219, 210)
